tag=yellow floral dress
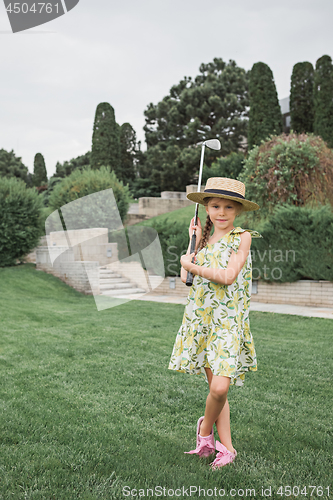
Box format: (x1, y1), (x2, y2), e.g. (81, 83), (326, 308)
(168, 226), (263, 387)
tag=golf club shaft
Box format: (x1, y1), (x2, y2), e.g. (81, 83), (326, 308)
(186, 144), (206, 286)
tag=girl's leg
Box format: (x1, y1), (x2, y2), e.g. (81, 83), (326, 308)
(200, 367), (235, 454)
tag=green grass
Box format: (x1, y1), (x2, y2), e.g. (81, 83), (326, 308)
(0, 264), (332, 500)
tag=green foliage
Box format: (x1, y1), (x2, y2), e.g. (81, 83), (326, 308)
(290, 62), (314, 133)
(33, 152), (48, 187)
(0, 148), (31, 186)
(248, 62), (283, 150)
(202, 152), (245, 184)
(0, 177), (44, 267)
(40, 176), (63, 208)
(91, 102), (120, 173)
(239, 132), (333, 218)
(143, 58), (249, 192)
(119, 122), (137, 184)
(314, 55), (333, 148)
(48, 165), (131, 225)
(128, 176), (161, 198)
(91, 102), (120, 171)
(54, 151), (91, 178)
(143, 217), (190, 277)
(144, 142), (202, 192)
(251, 203), (333, 282)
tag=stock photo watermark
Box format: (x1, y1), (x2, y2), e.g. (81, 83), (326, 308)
(3, 0), (80, 33)
(122, 484), (330, 497)
(166, 245), (297, 281)
(45, 188), (165, 312)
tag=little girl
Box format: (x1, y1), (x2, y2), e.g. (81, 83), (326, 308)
(168, 177), (263, 470)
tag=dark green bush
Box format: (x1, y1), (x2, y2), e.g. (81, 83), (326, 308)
(239, 132), (333, 218)
(0, 177), (44, 267)
(137, 204), (332, 282)
(202, 152), (245, 183)
(48, 166), (131, 230)
(251, 203), (333, 282)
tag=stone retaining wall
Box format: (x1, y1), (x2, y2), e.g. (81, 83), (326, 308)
(149, 276), (333, 308)
(36, 247), (100, 295)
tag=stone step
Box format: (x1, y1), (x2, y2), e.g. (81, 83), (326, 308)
(100, 287), (146, 296)
(100, 282), (137, 290)
(100, 274), (123, 279)
(99, 269), (123, 275)
(99, 278), (129, 284)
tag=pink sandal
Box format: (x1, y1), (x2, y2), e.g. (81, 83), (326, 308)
(210, 440), (237, 469)
(184, 416), (215, 457)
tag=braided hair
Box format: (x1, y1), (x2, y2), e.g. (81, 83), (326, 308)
(196, 197), (244, 254)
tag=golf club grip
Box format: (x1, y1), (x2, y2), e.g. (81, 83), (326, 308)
(185, 233), (196, 286)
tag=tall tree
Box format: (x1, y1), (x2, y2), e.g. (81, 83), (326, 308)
(91, 102), (120, 171)
(143, 57), (249, 191)
(53, 151), (91, 179)
(314, 55), (333, 148)
(290, 62), (314, 133)
(33, 152), (47, 187)
(248, 62), (283, 150)
(119, 122), (137, 184)
(0, 148), (30, 185)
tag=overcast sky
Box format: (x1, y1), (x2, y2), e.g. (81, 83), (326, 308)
(1, 0), (332, 178)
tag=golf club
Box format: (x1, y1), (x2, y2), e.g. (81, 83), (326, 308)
(186, 138), (221, 286)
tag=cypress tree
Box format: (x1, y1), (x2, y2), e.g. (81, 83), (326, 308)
(248, 62), (283, 150)
(91, 102), (120, 170)
(314, 55), (333, 148)
(33, 152), (47, 187)
(290, 62), (314, 133)
(119, 122), (136, 183)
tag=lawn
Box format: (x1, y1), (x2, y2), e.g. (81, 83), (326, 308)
(0, 264), (332, 500)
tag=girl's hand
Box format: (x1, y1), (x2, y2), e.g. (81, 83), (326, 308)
(180, 252), (196, 272)
(189, 216), (202, 243)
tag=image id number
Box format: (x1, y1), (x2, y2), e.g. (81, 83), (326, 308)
(6, 3), (60, 14)
(277, 485), (330, 496)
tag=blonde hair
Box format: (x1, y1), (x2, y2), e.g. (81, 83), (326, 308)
(196, 197), (243, 253)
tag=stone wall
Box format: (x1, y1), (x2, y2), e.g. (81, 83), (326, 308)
(138, 197), (193, 217)
(36, 246), (100, 295)
(147, 276), (333, 308)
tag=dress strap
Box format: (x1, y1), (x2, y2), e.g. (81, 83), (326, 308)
(227, 227), (263, 253)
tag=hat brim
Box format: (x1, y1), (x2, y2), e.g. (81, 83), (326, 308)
(186, 192), (260, 212)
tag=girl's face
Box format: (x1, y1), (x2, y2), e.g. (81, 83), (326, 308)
(205, 197), (242, 228)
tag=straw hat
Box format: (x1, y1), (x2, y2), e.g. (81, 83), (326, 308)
(187, 177), (260, 212)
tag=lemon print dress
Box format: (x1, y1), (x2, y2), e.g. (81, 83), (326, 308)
(168, 227), (263, 387)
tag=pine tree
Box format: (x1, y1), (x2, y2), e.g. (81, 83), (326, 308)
(290, 62), (314, 133)
(248, 62), (283, 150)
(91, 102), (120, 170)
(142, 57), (249, 192)
(33, 153), (47, 187)
(314, 55), (333, 148)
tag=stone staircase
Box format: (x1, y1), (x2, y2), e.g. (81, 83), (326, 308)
(99, 267), (146, 297)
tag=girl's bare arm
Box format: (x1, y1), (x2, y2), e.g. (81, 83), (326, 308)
(184, 232), (252, 286)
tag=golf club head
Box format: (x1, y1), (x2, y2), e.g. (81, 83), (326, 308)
(205, 139), (221, 150)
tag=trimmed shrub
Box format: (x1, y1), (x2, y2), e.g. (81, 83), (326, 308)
(238, 132), (333, 218)
(0, 177), (44, 267)
(250, 203), (333, 282)
(48, 166), (131, 228)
